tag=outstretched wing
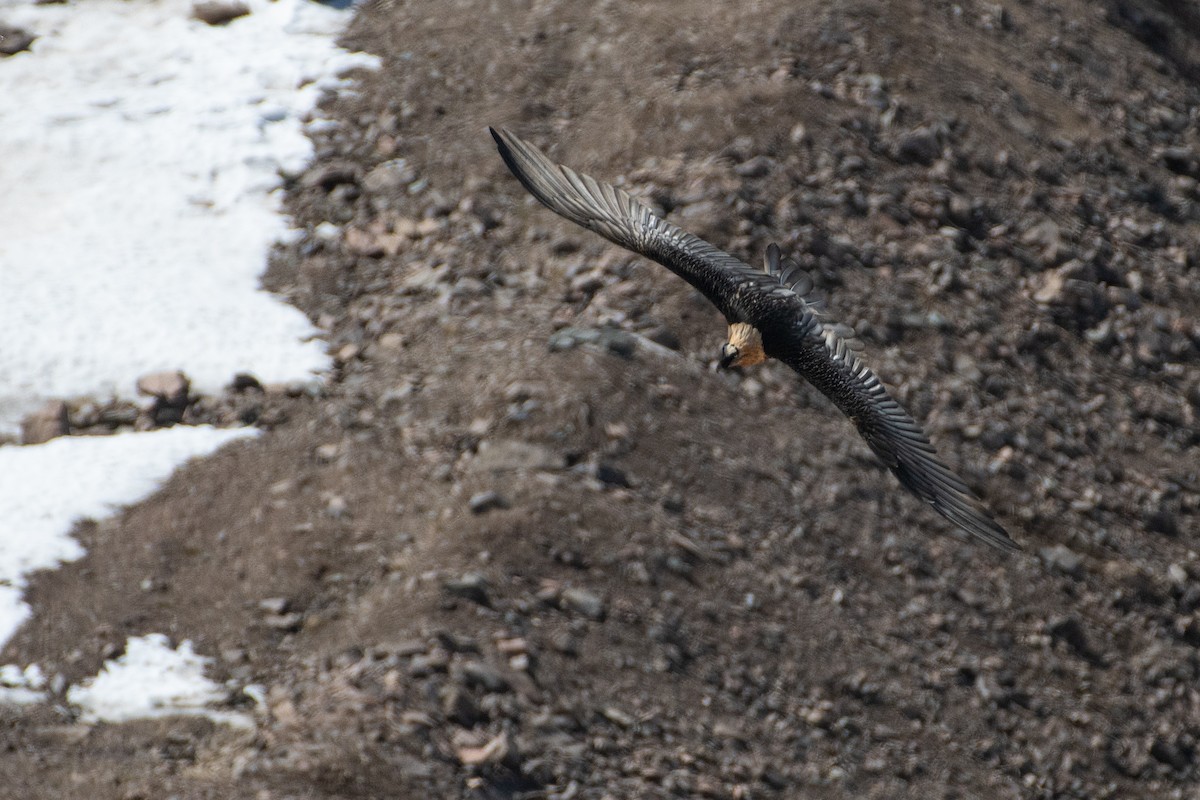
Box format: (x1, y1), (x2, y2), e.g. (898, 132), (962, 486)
(770, 312), (1019, 552)
(491, 127), (794, 323)
(493, 128), (1016, 552)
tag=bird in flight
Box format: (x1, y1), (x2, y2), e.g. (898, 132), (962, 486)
(490, 127), (1018, 552)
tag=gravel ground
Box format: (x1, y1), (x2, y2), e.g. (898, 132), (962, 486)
(3, 0), (1199, 798)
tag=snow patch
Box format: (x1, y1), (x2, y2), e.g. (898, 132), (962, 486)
(0, 0), (380, 433)
(67, 634), (253, 728)
(0, 426), (258, 651)
(0, 663), (46, 706)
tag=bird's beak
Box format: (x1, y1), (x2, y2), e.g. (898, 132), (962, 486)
(718, 343), (738, 369)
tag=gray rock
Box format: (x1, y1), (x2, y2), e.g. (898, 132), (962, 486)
(135, 371), (190, 405)
(469, 440), (561, 472)
(734, 156), (773, 178)
(1147, 508), (1178, 537)
(0, 24), (35, 56)
(549, 631), (578, 656)
(263, 612), (303, 632)
(460, 661), (509, 693)
(363, 158), (417, 195)
(258, 597), (289, 615)
(593, 463), (631, 488)
(1021, 220), (1061, 267)
(441, 685), (482, 726)
(1046, 615), (1094, 660)
(20, 400), (69, 445)
(561, 587), (606, 620)
(1040, 544), (1084, 579)
(1161, 147), (1197, 177)
(468, 490), (508, 514)
(98, 402), (139, 428)
(303, 163), (358, 191)
(1150, 737), (1192, 770)
(548, 327), (637, 359)
(229, 373), (263, 393)
(895, 126), (942, 165)
(191, 0), (250, 25)
(409, 650), (450, 677)
(435, 630), (480, 653)
(443, 572), (491, 606)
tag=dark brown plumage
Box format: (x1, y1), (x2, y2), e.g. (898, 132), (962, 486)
(491, 127), (1019, 552)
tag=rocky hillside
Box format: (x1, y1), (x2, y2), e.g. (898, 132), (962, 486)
(4, 0), (1199, 798)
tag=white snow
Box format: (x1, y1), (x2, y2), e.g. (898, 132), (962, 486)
(0, 0), (376, 724)
(0, 425), (258, 650)
(67, 633), (253, 727)
(0, 663), (46, 706)
(0, 0), (380, 433)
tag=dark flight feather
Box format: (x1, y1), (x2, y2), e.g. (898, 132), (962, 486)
(491, 127), (1019, 552)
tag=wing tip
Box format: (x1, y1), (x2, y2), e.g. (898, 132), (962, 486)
(488, 125), (510, 149)
(970, 522), (1022, 553)
(937, 497), (1021, 553)
(490, 126), (526, 183)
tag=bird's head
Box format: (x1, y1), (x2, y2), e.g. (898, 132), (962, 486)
(719, 322), (767, 369)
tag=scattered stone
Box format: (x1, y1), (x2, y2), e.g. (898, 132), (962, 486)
(229, 373), (263, 392)
(362, 158), (417, 194)
(1021, 220), (1062, 267)
(191, 0), (250, 25)
(561, 587), (606, 620)
(734, 156), (772, 178)
(1172, 614), (1200, 647)
(1160, 147), (1197, 177)
(135, 371), (190, 405)
(593, 462), (631, 488)
(98, 402), (139, 428)
(469, 440), (561, 472)
(549, 631), (578, 656)
(548, 327), (637, 358)
(409, 649), (450, 677)
(894, 126), (942, 165)
(264, 612), (303, 632)
(324, 494), (349, 519)
(661, 494), (685, 513)
(135, 371), (191, 426)
(1150, 737), (1192, 771)
(313, 221), (341, 241)
(441, 685), (482, 726)
(459, 661), (509, 693)
(435, 630), (480, 654)
(600, 706), (635, 728)
(303, 163), (358, 191)
(495, 637), (527, 656)
(443, 572), (491, 606)
(258, 597), (289, 615)
(314, 442), (340, 463)
(1040, 544), (1084, 579)
(468, 490), (508, 514)
(20, 400), (69, 445)
(1033, 270), (1066, 304)
(0, 24), (35, 56)
(344, 227), (384, 257)
(569, 270), (605, 295)
(1046, 614), (1098, 662)
(335, 342), (361, 364)
(1148, 509), (1178, 537)
(454, 731), (509, 766)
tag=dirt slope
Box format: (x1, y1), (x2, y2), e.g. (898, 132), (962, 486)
(4, 0), (1199, 798)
